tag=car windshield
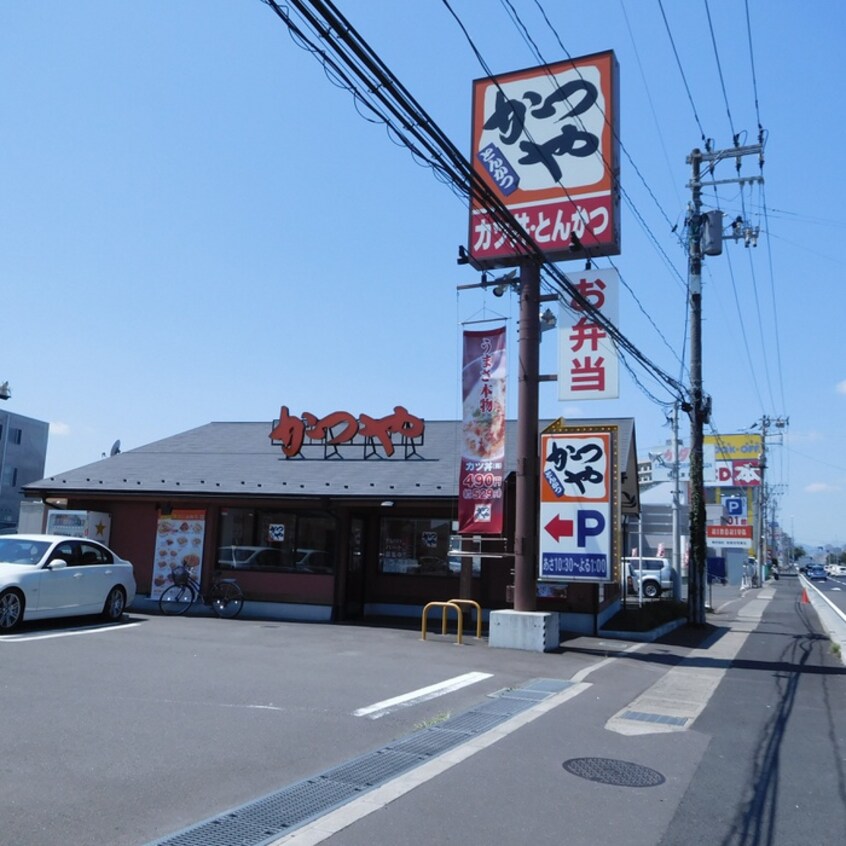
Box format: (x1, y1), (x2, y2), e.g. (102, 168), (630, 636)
(0, 539), (51, 566)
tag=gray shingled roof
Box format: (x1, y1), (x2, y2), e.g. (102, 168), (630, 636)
(25, 418), (638, 509)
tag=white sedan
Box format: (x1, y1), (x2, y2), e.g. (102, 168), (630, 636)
(0, 534), (136, 631)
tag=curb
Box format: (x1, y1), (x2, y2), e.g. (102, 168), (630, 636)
(598, 617), (687, 642)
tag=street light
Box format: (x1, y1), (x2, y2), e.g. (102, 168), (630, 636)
(0, 382), (10, 401)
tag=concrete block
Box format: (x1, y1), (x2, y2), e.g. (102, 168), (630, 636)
(488, 609), (560, 652)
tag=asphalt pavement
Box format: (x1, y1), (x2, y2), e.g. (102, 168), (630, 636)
(268, 574), (846, 846)
(2, 574), (844, 846)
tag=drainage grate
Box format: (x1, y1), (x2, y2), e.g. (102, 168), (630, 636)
(621, 709), (689, 727)
(523, 678), (574, 694)
(386, 727), (470, 759)
(322, 749), (426, 787)
(474, 697), (538, 718)
(562, 757), (666, 787)
(429, 710), (509, 736)
(497, 688), (549, 703)
(148, 678), (572, 846)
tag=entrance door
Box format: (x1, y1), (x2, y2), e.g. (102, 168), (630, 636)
(343, 517), (365, 618)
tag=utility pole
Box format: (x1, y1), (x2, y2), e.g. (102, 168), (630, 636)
(671, 402), (682, 601)
(686, 143), (763, 625)
(513, 256), (541, 611)
(757, 414), (769, 586)
(755, 415), (787, 580)
(687, 147), (707, 626)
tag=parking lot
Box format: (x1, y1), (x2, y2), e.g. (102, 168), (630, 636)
(0, 610), (603, 846)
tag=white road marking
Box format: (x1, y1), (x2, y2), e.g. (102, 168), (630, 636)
(353, 671), (493, 719)
(571, 642), (645, 683)
(0, 621), (142, 642)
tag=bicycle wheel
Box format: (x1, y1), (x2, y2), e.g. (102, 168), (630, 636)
(159, 584), (195, 615)
(210, 581), (243, 619)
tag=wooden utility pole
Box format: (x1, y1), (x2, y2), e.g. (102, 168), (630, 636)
(686, 143), (763, 625)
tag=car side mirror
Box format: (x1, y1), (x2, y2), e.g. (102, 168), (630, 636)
(47, 558), (68, 570)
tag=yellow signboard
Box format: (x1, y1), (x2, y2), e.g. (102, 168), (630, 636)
(704, 433), (762, 461)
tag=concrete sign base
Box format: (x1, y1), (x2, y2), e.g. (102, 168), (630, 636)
(489, 609), (560, 652)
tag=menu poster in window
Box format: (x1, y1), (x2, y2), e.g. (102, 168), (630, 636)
(151, 509), (206, 599)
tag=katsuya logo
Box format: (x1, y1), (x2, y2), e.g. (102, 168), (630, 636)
(270, 406), (425, 459)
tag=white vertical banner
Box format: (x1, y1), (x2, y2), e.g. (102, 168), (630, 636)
(558, 268), (619, 400)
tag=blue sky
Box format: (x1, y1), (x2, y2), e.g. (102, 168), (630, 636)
(1, 1), (842, 548)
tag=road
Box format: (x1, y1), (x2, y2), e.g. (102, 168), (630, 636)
(0, 574), (843, 846)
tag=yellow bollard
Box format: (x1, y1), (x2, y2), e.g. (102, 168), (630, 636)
(448, 599), (483, 639)
(421, 601), (464, 644)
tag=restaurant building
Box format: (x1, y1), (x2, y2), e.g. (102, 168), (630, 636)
(23, 412), (639, 633)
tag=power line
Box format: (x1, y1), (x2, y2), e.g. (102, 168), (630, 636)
(744, 0), (763, 133)
(759, 183), (787, 413)
(260, 0), (690, 405)
(658, 0), (710, 149)
(703, 0), (739, 145)
(446, 0), (688, 376)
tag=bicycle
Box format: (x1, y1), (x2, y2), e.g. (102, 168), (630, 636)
(158, 566), (244, 618)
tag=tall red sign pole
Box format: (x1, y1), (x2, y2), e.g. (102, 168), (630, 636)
(513, 257), (540, 611)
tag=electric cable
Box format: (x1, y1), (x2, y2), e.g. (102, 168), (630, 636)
(704, 0), (739, 146)
(449, 0), (689, 371)
(260, 0), (690, 405)
(658, 0), (710, 149)
(758, 182), (788, 414)
(744, 0), (763, 135)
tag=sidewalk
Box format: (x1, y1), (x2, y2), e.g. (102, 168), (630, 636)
(290, 577), (844, 846)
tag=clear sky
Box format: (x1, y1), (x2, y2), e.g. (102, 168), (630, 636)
(2, 2), (842, 549)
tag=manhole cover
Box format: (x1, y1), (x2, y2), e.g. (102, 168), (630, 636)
(562, 757), (665, 787)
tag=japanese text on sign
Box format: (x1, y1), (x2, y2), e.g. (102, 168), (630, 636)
(539, 427), (617, 584)
(542, 434), (610, 502)
(559, 269), (619, 400)
(270, 406), (424, 459)
(459, 327), (507, 534)
(469, 51), (619, 267)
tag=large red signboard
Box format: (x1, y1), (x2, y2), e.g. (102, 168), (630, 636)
(469, 51), (620, 268)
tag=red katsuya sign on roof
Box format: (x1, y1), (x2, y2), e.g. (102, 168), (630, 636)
(269, 406), (425, 459)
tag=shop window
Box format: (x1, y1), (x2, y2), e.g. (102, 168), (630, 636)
(1, 465), (17, 487)
(379, 517), (455, 576)
(9, 428), (22, 445)
(216, 508), (336, 574)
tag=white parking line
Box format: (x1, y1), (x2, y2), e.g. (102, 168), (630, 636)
(0, 621), (142, 642)
(353, 671), (493, 719)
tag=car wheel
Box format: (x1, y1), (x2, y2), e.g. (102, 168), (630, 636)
(0, 589), (24, 631)
(102, 586), (126, 622)
(643, 582), (660, 599)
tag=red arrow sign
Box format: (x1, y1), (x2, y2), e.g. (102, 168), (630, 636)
(544, 515), (574, 542)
